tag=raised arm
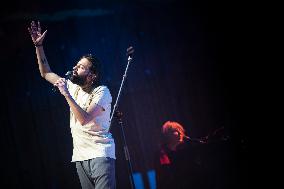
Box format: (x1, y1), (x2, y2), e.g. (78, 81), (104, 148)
(28, 21), (60, 84)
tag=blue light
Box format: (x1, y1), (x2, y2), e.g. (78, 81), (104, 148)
(132, 172), (145, 189)
(147, 170), (156, 189)
(132, 170), (156, 189)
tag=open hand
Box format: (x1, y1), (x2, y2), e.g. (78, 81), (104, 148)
(27, 21), (47, 46)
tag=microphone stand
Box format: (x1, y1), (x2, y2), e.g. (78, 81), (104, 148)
(108, 46), (135, 189)
(115, 111), (135, 189)
(109, 54), (133, 125)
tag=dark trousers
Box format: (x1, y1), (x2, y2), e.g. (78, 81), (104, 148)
(76, 157), (116, 189)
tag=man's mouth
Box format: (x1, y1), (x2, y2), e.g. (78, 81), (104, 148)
(73, 71), (78, 76)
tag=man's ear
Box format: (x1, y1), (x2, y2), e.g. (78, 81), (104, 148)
(88, 73), (97, 82)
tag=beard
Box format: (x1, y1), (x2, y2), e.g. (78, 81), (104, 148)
(70, 74), (87, 86)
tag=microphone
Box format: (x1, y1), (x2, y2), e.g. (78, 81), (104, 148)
(65, 71), (73, 79)
(52, 71), (73, 93)
(126, 46), (134, 61)
(184, 135), (207, 144)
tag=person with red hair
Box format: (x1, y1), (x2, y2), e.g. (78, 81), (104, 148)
(161, 121), (186, 151)
(154, 121), (201, 189)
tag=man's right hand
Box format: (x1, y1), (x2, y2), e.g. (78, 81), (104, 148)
(28, 21), (47, 46)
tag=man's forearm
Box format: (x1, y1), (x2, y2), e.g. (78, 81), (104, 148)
(64, 93), (92, 125)
(35, 46), (52, 77)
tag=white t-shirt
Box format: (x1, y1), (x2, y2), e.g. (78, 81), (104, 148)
(67, 80), (115, 162)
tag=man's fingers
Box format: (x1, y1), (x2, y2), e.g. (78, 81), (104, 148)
(29, 21), (41, 35)
(28, 27), (35, 36)
(54, 78), (66, 86)
(31, 22), (37, 31)
(28, 28), (36, 42)
(41, 30), (47, 40)
(54, 83), (63, 87)
(38, 21), (41, 33)
(31, 21), (35, 27)
(54, 79), (61, 86)
(27, 27), (32, 35)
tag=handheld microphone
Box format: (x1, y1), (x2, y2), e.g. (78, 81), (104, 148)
(52, 71), (73, 93)
(65, 71), (73, 79)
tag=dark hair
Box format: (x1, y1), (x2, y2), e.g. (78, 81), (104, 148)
(81, 54), (101, 85)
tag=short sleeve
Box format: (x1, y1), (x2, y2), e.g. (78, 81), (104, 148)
(92, 86), (112, 110)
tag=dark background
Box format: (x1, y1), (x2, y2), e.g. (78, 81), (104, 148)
(0, 0), (248, 188)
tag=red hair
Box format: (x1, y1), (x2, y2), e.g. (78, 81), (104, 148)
(161, 121), (186, 142)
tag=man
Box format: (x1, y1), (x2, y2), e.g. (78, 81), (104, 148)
(28, 21), (116, 189)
